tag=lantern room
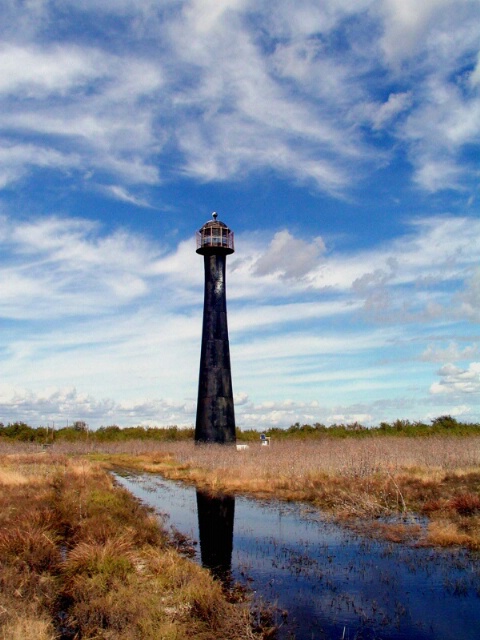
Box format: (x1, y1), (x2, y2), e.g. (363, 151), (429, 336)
(196, 212), (235, 255)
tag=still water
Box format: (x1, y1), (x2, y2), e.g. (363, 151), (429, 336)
(114, 472), (480, 640)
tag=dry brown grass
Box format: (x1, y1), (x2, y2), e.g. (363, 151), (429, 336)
(0, 467), (29, 485)
(91, 436), (480, 549)
(0, 608), (56, 640)
(3, 435), (479, 550)
(0, 452), (265, 639)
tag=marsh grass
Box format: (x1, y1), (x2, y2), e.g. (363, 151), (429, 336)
(90, 436), (480, 549)
(0, 606), (56, 640)
(0, 453), (264, 639)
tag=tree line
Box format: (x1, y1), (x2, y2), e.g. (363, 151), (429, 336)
(0, 415), (478, 443)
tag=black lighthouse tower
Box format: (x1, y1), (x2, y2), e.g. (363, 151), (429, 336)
(195, 213), (236, 444)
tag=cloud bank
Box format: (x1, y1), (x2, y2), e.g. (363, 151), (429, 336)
(0, 213), (478, 427)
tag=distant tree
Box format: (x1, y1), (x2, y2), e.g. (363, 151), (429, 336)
(431, 415), (458, 430)
(73, 421), (88, 432)
(0, 422), (36, 441)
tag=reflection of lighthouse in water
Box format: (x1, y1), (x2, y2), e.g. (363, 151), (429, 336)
(196, 491), (235, 583)
(195, 212), (236, 444)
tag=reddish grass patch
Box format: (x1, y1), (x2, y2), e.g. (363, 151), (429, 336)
(449, 493), (480, 516)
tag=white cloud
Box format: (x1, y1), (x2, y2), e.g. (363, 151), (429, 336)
(0, 216), (165, 318)
(0, 142), (82, 188)
(413, 158), (465, 193)
(379, 0), (456, 64)
(3, 211), (477, 350)
(458, 267), (480, 321)
(372, 92), (413, 129)
(0, 41), (163, 189)
(234, 391), (249, 406)
(252, 230), (325, 279)
(402, 79), (480, 191)
(230, 215), (480, 313)
(0, 383), (194, 428)
(420, 342), (479, 363)
(104, 185), (153, 207)
(328, 217), (480, 324)
(327, 413), (373, 425)
(430, 362), (480, 395)
(0, 44), (104, 96)
(470, 51), (480, 87)
(449, 405), (473, 417)
(0, 211), (478, 427)
(236, 398), (317, 428)
(0, 1), (477, 196)
(0, 2), (478, 431)
(229, 300), (362, 334)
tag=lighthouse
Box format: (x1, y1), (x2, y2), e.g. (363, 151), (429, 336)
(195, 212), (236, 444)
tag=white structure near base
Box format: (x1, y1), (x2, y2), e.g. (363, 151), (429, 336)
(236, 444), (249, 451)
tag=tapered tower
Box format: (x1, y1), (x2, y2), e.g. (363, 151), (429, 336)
(195, 212), (236, 444)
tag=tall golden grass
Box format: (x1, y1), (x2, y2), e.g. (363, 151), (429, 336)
(0, 453), (265, 639)
(2, 434), (479, 549)
(90, 436), (480, 549)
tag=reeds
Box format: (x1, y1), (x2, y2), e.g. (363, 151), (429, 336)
(0, 453), (262, 639)
(3, 434), (479, 549)
(88, 435), (480, 549)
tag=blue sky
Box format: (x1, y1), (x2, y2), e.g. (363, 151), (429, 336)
(0, 0), (479, 429)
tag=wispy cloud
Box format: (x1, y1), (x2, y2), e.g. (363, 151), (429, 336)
(0, 1), (478, 197)
(0, 212), (477, 426)
(104, 185), (154, 207)
(0, 1), (478, 428)
(420, 342), (479, 363)
(0, 216), (164, 318)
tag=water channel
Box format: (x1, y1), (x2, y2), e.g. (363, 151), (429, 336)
(114, 472), (480, 640)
